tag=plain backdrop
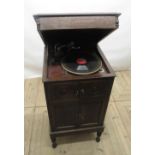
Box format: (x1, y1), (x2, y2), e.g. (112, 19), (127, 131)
(24, 0), (130, 79)
(2, 1), (155, 155)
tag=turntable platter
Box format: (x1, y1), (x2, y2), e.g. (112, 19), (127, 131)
(61, 51), (102, 75)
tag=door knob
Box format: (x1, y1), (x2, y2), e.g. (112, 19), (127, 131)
(75, 90), (79, 96)
(79, 113), (85, 121)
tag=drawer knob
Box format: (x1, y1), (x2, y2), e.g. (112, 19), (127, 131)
(80, 89), (85, 95)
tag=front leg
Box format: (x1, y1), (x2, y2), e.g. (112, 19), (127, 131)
(96, 128), (104, 142)
(50, 135), (57, 148)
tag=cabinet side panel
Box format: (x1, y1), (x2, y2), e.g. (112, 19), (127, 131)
(44, 82), (57, 130)
(97, 45), (115, 76)
(99, 77), (115, 125)
(42, 46), (48, 81)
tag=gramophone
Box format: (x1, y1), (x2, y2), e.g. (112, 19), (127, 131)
(34, 13), (120, 148)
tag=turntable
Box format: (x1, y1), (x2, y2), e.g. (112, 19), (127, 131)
(34, 13), (120, 148)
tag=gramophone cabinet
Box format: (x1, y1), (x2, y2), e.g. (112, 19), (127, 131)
(34, 13), (120, 148)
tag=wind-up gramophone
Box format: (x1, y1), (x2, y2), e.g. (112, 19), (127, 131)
(34, 13), (120, 148)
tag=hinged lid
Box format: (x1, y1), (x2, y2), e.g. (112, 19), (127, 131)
(34, 13), (120, 45)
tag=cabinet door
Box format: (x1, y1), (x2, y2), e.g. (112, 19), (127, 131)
(78, 97), (103, 127)
(50, 101), (78, 130)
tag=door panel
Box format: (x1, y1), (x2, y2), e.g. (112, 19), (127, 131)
(79, 97), (103, 126)
(51, 101), (78, 130)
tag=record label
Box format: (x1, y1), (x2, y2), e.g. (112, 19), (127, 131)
(76, 58), (87, 65)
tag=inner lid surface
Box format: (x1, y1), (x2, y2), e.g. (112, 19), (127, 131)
(41, 29), (113, 45)
(34, 14), (120, 45)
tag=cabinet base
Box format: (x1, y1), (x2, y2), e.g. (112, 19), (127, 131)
(50, 126), (104, 148)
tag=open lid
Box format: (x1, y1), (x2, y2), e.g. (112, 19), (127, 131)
(34, 13), (120, 45)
